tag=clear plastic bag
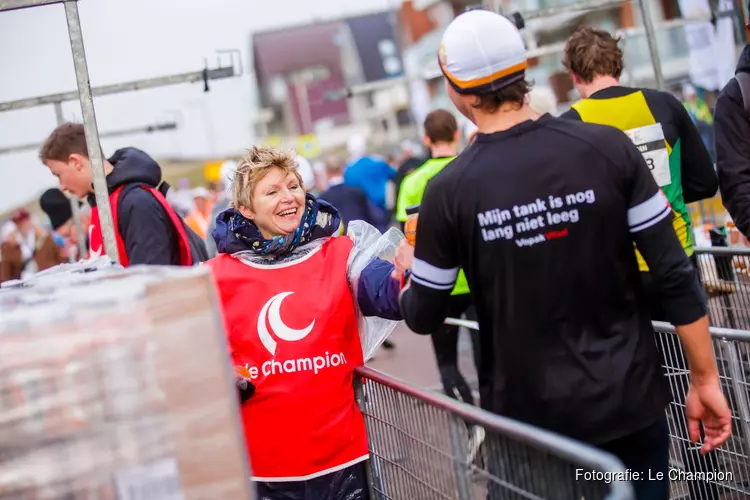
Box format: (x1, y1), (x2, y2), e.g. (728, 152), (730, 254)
(0, 256), (119, 291)
(346, 220), (404, 361)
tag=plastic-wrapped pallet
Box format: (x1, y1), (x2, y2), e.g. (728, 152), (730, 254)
(0, 264), (254, 500)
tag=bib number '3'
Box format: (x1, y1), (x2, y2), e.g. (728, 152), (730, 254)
(624, 123), (671, 187)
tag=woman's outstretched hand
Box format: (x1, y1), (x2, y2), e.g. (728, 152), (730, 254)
(391, 240), (414, 280)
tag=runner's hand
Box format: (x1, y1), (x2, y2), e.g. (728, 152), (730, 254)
(391, 240), (414, 280)
(685, 379), (732, 454)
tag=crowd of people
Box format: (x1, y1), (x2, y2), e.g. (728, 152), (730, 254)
(6, 6), (750, 500)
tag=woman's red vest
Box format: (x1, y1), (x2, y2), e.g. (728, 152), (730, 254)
(206, 236), (368, 481)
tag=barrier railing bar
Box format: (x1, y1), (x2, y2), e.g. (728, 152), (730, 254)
(444, 317), (479, 330)
(355, 366), (635, 500)
(0, 121), (179, 155)
(0, 0), (63, 13)
(694, 246), (750, 256)
(515, 0), (624, 20)
(652, 321), (750, 342)
(444, 318), (750, 342)
(722, 341), (750, 454)
(0, 66), (236, 113)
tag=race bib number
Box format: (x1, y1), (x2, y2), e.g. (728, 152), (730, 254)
(624, 123), (671, 187)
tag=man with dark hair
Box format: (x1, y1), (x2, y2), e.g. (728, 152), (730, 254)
(395, 10), (730, 500)
(395, 109), (482, 410)
(39, 122), (207, 266)
(561, 26), (717, 289)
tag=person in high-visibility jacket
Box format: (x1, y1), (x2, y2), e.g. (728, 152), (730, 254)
(561, 26), (720, 500)
(396, 109), (483, 409)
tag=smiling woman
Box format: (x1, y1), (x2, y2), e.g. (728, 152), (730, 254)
(231, 148), (306, 239)
(205, 145), (406, 500)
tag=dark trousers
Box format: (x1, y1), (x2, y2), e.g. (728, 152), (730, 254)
(484, 417), (670, 500)
(599, 416), (671, 500)
(430, 293), (481, 406)
(255, 462), (370, 500)
(641, 256), (724, 499)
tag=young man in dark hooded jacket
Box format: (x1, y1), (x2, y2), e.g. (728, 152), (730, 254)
(716, 28), (750, 237)
(39, 123), (207, 266)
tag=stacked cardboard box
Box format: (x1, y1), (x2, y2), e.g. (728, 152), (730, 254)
(0, 263), (254, 499)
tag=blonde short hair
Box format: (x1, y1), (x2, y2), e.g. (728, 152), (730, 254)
(231, 146), (303, 209)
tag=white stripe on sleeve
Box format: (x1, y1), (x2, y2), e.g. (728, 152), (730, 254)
(411, 274), (455, 290)
(628, 191), (671, 233)
(412, 258), (458, 290)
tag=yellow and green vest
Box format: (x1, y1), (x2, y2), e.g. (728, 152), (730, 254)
(572, 90), (693, 272)
(396, 156), (470, 296)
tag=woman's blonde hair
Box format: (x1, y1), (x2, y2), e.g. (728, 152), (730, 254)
(231, 146), (303, 209)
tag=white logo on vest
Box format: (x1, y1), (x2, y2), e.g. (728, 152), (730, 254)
(88, 224), (103, 259)
(258, 291), (316, 356)
(242, 291), (346, 380)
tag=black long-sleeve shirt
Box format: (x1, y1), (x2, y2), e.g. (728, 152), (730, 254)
(399, 114), (707, 445)
(717, 45), (750, 238)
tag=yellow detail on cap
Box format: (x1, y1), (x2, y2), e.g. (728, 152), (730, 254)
(438, 44), (447, 66)
(441, 61), (527, 90)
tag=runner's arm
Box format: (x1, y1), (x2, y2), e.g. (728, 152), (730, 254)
(399, 179), (458, 334)
(119, 189), (175, 265)
(669, 94), (717, 203)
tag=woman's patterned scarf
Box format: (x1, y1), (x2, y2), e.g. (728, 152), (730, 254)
(225, 194), (341, 257)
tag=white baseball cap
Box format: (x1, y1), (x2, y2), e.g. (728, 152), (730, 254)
(439, 10), (527, 95)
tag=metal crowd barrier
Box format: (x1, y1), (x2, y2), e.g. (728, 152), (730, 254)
(695, 246), (750, 331)
(437, 317), (750, 499)
(354, 366), (635, 500)
(653, 321), (750, 500)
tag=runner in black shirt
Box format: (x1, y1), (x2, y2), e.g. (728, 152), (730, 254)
(394, 10), (731, 500)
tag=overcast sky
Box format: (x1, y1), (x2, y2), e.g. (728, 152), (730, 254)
(0, 0), (399, 213)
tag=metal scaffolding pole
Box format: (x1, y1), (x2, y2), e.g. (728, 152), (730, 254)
(0, 121), (178, 155)
(635, 0), (666, 90)
(514, 0), (624, 20)
(0, 0), (61, 12)
(1, 0), (241, 264)
(63, 0), (119, 262)
(51, 101), (88, 260)
(0, 66), (236, 113)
